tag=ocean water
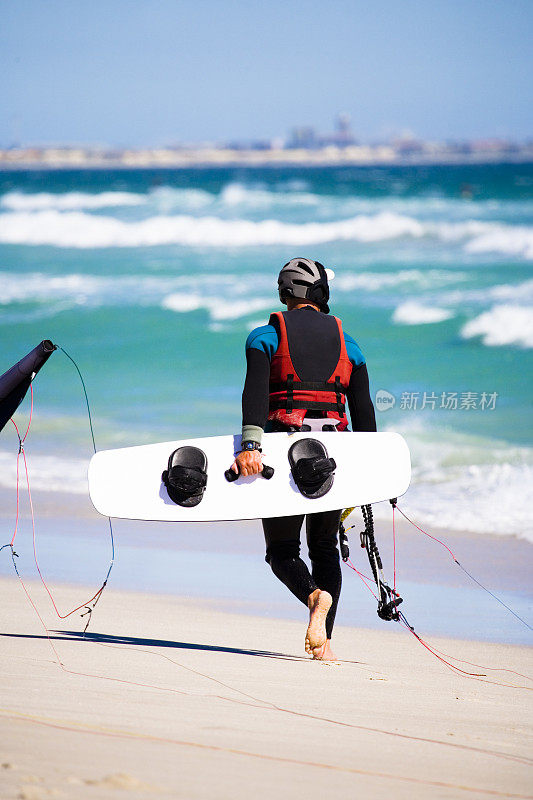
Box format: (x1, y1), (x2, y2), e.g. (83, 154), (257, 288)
(4, 521), (531, 645)
(0, 163), (532, 540)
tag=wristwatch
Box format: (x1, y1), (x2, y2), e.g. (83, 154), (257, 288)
(240, 441), (262, 452)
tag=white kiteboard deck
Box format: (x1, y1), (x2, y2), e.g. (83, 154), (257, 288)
(88, 431), (411, 523)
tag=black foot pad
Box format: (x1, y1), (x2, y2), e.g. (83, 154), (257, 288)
(162, 446), (207, 507)
(288, 439), (336, 499)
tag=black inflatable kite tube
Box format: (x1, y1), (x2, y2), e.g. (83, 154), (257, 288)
(0, 340), (56, 434)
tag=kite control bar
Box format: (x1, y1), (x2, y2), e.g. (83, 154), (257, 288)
(340, 503), (403, 622)
(376, 581), (403, 621)
(224, 464), (275, 482)
(361, 504), (403, 621)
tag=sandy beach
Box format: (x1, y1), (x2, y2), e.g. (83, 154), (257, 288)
(2, 2), (532, 796)
(1, 569), (531, 800)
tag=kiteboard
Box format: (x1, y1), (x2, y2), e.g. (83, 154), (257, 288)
(88, 431), (410, 522)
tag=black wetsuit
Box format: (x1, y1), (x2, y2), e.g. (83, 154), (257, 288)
(242, 307), (376, 639)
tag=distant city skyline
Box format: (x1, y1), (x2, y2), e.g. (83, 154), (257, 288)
(2, 0), (532, 148)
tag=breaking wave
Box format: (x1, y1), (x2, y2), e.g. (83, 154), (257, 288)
(464, 225), (533, 259)
(461, 305), (533, 348)
(217, 182), (321, 209)
(0, 272), (172, 307)
(1, 190), (145, 211)
(437, 278), (533, 308)
(390, 459), (533, 540)
(0, 268), (472, 311)
(3, 180), (533, 220)
(3, 270), (532, 337)
(162, 295), (273, 321)
(0, 208), (526, 256)
(0, 209), (426, 248)
(393, 302), (454, 325)
(0, 270), (274, 323)
(334, 269), (464, 292)
(373, 422), (533, 539)
(0, 450), (88, 494)
(0, 204), (531, 257)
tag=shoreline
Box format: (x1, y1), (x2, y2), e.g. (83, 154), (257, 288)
(1, 485), (532, 647)
(1, 153), (533, 172)
(1, 576), (531, 799)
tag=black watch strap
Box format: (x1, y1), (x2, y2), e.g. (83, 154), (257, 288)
(241, 440), (262, 452)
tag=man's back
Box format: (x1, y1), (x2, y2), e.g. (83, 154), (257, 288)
(270, 307), (344, 382)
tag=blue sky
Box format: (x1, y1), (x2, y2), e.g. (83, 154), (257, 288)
(1, 0), (532, 146)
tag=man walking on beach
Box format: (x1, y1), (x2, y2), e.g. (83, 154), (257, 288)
(232, 259), (376, 660)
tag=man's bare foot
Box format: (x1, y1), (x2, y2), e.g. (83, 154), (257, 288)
(305, 589), (332, 655)
(310, 639), (338, 661)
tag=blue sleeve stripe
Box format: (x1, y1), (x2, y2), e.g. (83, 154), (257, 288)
(246, 325), (364, 366)
(344, 332), (366, 367)
(245, 325), (279, 360)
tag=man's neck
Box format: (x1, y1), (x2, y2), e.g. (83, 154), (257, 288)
(286, 301), (320, 311)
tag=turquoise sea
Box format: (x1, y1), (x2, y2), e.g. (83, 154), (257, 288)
(0, 163), (532, 540)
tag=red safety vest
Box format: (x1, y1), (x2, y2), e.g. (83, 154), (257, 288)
(267, 311), (352, 430)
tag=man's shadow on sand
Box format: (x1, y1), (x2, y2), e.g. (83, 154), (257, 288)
(1, 630), (309, 661)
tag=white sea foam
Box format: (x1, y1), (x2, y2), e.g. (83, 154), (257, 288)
(1, 206), (531, 257)
(335, 269), (469, 294)
(4, 182), (533, 222)
(1, 190), (145, 211)
(412, 216), (533, 257)
(372, 423), (533, 539)
(0, 271), (276, 324)
(0, 450), (88, 494)
(488, 278), (533, 303)
(335, 270), (421, 292)
(149, 186), (215, 212)
(0, 272), (168, 306)
(422, 219), (533, 260)
(393, 302), (454, 325)
(210, 298), (273, 321)
(0, 209), (426, 248)
(218, 182), (320, 209)
(4, 269), (532, 340)
(461, 305), (533, 348)
(0, 268), (465, 309)
(162, 294), (272, 321)
(0, 182), (319, 218)
(387, 460), (533, 540)
(210, 183), (533, 220)
(160, 294), (204, 313)
(465, 224), (533, 260)
(0, 269), (276, 327)
(438, 278), (533, 309)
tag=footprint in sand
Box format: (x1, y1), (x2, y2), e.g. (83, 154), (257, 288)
(84, 772), (160, 791)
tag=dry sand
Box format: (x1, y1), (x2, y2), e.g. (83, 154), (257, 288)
(0, 575), (531, 800)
